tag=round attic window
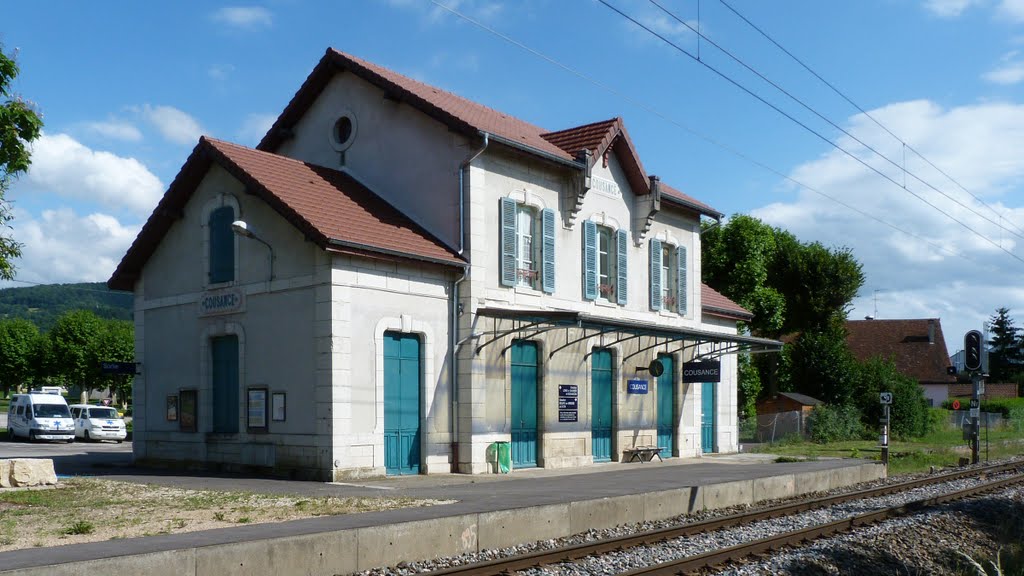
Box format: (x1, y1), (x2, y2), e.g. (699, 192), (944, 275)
(330, 113), (357, 151)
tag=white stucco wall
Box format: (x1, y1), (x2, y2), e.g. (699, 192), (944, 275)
(275, 73), (471, 251)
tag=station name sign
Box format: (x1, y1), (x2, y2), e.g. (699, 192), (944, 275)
(682, 360), (721, 383)
(199, 288), (245, 317)
(627, 379), (649, 394)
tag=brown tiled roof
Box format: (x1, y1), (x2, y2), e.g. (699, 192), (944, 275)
(661, 182), (723, 219)
(108, 137), (464, 290)
(845, 319), (955, 384)
(257, 49), (722, 217)
(701, 284), (752, 320)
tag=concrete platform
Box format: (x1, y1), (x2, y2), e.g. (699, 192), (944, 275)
(0, 454), (885, 576)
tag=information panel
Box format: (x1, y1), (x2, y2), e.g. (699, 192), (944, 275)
(558, 385), (578, 422)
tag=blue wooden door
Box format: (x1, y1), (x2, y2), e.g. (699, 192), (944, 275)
(701, 381), (716, 454)
(510, 341), (538, 468)
(384, 332), (421, 475)
(656, 355), (674, 455)
(211, 335), (239, 434)
(591, 349), (613, 462)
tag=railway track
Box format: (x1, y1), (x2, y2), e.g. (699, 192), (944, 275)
(420, 461), (1024, 576)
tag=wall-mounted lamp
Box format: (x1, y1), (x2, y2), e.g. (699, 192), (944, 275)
(231, 220), (275, 281)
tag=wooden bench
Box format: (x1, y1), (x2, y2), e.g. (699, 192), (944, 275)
(623, 446), (665, 463)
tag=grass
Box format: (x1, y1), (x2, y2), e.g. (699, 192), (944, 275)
(62, 521), (94, 536)
(754, 421), (1024, 475)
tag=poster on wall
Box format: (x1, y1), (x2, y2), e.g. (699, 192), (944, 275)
(272, 392), (286, 422)
(248, 388), (268, 431)
(179, 389), (197, 432)
(166, 395), (178, 422)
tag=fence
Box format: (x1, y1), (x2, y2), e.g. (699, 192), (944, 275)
(756, 410), (809, 443)
(949, 411), (1006, 428)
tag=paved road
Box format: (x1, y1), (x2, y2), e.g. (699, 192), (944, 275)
(0, 438), (132, 476)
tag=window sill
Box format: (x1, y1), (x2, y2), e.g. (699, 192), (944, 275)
(206, 280), (237, 291)
(594, 298), (617, 308)
(514, 285), (543, 296)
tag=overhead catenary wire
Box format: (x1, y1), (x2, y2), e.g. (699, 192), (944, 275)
(716, 0), (1024, 238)
(426, 0), (1002, 273)
(598, 0), (1024, 266)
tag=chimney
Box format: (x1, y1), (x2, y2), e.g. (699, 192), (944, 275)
(928, 319), (935, 344)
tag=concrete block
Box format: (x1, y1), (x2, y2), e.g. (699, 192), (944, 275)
(355, 515), (477, 571)
(827, 466), (860, 490)
(642, 487), (701, 521)
(1, 549), (195, 576)
(701, 479), (753, 510)
(794, 469), (831, 496)
(752, 474), (796, 503)
(0, 460), (11, 488)
(195, 531), (358, 576)
(569, 494), (645, 533)
(860, 462), (887, 483)
(9, 459), (56, 487)
(478, 504), (570, 550)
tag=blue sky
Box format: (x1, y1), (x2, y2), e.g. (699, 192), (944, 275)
(3, 0), (1024, 354)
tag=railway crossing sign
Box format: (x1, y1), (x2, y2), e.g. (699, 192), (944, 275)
(879, 392), (893, 405)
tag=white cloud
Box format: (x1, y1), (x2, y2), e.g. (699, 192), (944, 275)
(8, 207), (140, 285)
(211, 6), (273, 29)
(208, 64), (235, 81)
(140, 104), (203, 145)
(984, 51), (1024, 85)
(751, 99), (1024, 353)
(922, 0), (982, 17)
(21, 133), (163, 216)
(84, 120), (143, 142)
(237, 113), (277, 146)
(998, 0), (1024, 21)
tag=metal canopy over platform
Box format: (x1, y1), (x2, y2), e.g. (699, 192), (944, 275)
(473, 307), (783, 359)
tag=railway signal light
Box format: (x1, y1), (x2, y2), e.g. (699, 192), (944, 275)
(964, 330), (982, 371)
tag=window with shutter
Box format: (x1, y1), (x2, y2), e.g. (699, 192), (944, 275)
(499, 198), (517, 287)
(649, 239), (662, 311)
(616, 229), (628, 306)
(209, 206), (235, 284)
(583, 221), (598, 300)
(677, 245), (688, 316)
(541, 208), (556, 293)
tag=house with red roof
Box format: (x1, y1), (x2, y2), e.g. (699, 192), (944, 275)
(109, 49), (779, 479)
(845, 318), (956, 406)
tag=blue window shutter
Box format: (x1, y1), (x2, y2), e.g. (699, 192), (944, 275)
(649, 239), (662, 311)
(499, 198), (516, 287)
(616, 228), (628, 306)
(209, 206), (234, 284)
(678, 245), (688, 316)
(583, 221), (597, 300)
(541, 208), (556, 294)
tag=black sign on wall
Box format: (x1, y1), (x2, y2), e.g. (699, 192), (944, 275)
(558, 385), (578, 422)
(682, 360), (721, 383)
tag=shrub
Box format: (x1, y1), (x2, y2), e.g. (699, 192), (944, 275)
(852, 358), (932, 438)
(807, 404), (863, 443)
(63, 520), (94, 535)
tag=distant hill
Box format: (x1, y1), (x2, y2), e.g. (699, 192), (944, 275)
(0, 282), (133, 331)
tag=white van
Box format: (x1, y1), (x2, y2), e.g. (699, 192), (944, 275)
(7, 393), (75, 442)
(68, 404), (127, 443)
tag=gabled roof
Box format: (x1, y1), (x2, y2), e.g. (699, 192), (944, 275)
(845, 318), (955, 384)
(259, 48), (574, 162)
(701, 284), (753, 321)
(661, 182), (723, 219)
(540, 117), (650, 198)
(108, 137), (465, 290)
(257, 48), (721, 217)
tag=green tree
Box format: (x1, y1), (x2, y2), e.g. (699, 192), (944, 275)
(49, 310), (104, 396)
(852, 357), (931, 438)
(779, 320), (857, 405)
(770, 235), (864, 335)
(0, 46), (44, 279)
(0, 318), (39, 396)
(736, 354), (761, 422)
(93, 319), (134, 404)
(987, 307), (1021, 382)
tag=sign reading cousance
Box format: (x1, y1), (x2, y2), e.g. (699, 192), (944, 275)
(682, 360), (721, 383)
(199, 288), (245, 317)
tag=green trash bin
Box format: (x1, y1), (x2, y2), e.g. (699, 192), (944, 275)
(489, 441), (512, 474)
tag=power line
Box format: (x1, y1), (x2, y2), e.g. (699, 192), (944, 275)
(716, 0), (1024, 238)
(598, 0), (1024, 266)
(647, 0), (1024, 243)
(426, 0), (1001, 272)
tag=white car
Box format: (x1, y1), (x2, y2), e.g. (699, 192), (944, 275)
(69, 405), (127, 443)
(8, 393), (75, 442)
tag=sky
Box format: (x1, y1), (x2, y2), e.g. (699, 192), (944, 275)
(3, 0), (1024, 356)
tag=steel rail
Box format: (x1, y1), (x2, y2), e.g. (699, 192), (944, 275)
(421, 461), (1023, 576)
(622, 472), (1024, 575)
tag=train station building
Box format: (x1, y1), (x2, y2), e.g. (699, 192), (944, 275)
(108, 48), (782, 480)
